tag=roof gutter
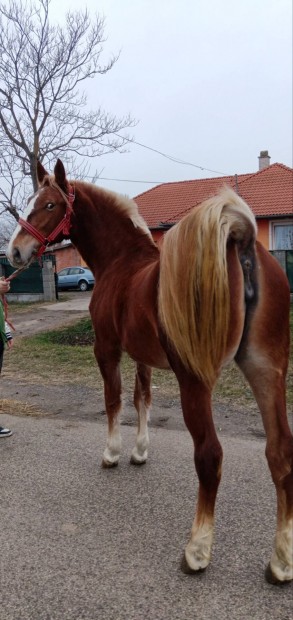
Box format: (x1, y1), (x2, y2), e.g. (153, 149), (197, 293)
(150, 222), (175, 231)
(255, 214), (293, 220)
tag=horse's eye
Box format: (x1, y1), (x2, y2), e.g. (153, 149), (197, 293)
(46, 202), (55, 211)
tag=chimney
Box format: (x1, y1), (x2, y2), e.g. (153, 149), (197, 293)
(258, 150), (271, 171)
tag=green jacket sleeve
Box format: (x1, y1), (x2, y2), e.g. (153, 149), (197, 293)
(0, 301), (8, 344)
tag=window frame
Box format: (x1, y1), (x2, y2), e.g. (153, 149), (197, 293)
(270, 220), (293, 250)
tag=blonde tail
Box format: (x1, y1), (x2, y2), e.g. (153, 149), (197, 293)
(158, 187), (257, 387)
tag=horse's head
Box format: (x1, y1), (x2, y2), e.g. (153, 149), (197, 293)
(7, 159), (74, 267)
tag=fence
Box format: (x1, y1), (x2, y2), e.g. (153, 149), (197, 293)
(270, 250), (293, 293)
(0, 255), (57, 301)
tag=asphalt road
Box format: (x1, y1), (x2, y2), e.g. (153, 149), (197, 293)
(1, 413), (292, 620)
(9, 291), (92, 337)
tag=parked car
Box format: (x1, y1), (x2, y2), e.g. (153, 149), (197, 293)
(57, 267), (95, 291)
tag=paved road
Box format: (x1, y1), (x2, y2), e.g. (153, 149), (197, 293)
(10, 291), (92, 337)
(1, 413), (292, 620)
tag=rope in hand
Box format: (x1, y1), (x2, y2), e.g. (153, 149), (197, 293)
(5, 265), (28, 283)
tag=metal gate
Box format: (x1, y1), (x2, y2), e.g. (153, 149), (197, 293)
(0, 254), (56, 295)
(270, 250), (293, 293)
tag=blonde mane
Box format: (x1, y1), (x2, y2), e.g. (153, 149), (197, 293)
(111, 192), (153, 240)
(44, 175), (154, 241)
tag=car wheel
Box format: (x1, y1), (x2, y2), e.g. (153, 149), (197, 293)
(79, 280), (88, 292)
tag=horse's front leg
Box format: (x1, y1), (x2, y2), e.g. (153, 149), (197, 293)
(130, 363), (152, 465)
(175, 370), (223, 573)
(97, 351), (123, 468)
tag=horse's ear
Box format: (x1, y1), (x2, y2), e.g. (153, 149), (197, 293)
(54, 159), (67, 189)
(37, 160), (48, 185)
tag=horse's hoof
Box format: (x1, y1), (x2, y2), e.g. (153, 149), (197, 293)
(265, 563), (291, 586)
(130, 455), (147, 466)
(180, 553), (207, 575)
(101, 459), (118, 469)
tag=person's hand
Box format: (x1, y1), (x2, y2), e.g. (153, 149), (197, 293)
(0, 278), (10, 294)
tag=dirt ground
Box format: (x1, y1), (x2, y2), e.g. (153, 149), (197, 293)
(1, 291), (291, 442)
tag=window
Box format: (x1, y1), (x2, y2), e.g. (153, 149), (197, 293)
(271, 222), (293, 250)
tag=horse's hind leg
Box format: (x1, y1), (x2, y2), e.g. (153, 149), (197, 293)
(130, 363), (152, 465)
(174, 371), (223, 572)
(97, 351), (123, 468)
(236, 316), (293, 583)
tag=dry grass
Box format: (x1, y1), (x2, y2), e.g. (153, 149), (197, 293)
(0, 398), (47, 417)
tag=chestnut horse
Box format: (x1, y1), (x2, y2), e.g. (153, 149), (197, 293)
(7, 159), (293, 584)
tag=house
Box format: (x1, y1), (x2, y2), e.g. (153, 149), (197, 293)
(134, 151), (293, 252)
(45, 239), (85, 272)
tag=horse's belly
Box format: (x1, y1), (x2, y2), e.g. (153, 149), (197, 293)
(122, 330), (170, 370)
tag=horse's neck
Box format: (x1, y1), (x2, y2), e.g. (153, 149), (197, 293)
(70, 189), (158, 278)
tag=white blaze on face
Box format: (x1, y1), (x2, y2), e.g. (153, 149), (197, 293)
(7, 193), (39, 265)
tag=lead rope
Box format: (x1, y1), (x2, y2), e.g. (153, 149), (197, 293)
(5, 265), (28, 283)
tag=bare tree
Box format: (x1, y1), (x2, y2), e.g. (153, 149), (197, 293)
(0, 214), (15, 250)
(0, 0), (135, 223)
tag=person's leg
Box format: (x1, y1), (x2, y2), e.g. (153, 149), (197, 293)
(0, 336), (3, 373)
(0, 338), (12, 438)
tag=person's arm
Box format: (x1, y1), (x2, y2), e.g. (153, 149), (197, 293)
(4, 322), (13, 349)
(0, 278), (10, 295)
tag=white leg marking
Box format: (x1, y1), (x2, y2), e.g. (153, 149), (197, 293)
(103, 414), (122, 466)
(270, 517), (293, 582)
(185, 519), (214, 571)
(131, 403), (150, 464)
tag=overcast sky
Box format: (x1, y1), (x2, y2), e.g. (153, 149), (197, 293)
(50, 0), (292, 198)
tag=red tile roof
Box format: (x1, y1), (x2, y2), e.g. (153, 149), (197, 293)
(134, 163), (293, 228)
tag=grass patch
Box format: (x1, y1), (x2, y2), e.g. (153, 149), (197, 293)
(3, 311), (293, 409)
(36, 318), (95, 346)
(4, 337), (99, 386)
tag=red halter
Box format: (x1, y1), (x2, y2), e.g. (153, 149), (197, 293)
(18, 185), (75, 258)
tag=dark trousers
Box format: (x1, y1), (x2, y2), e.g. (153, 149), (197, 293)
(0, 338), (4, 374)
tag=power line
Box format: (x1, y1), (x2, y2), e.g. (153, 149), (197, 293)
(98, 176), (166, 184)
(114, 133), (228, 176)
